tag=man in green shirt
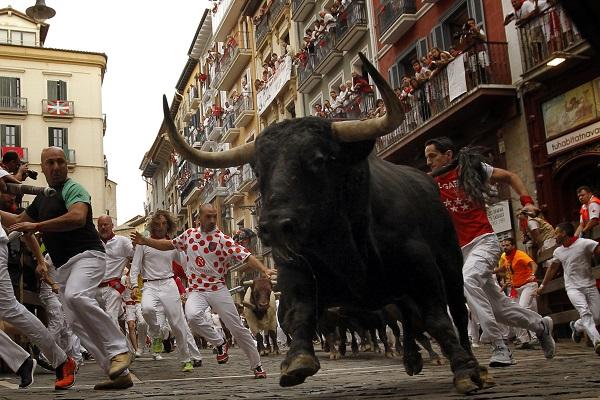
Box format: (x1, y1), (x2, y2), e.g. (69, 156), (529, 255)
(1, 147), (133, 390)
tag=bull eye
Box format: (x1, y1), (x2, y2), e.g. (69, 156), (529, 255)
(308, 152), (327, 174)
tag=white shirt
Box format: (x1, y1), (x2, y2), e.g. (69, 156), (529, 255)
(515, 0), (536, 20)
(130, 244), (181, 287)
(553, 238), (599, 291)
(103, 235), (133, 282)
(172, 227), (250, 293)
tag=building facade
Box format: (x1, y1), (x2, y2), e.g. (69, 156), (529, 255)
(0, 7), (113, 221)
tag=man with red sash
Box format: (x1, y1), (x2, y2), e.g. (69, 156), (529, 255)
(424, 137), (555, 368)
(575, 186), (600, 239)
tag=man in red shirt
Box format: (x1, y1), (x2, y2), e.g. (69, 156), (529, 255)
(575, 186), (600, 239)
(424, 137), (555, 368)
(132, 204), (275, 379)
(499, 238), (539, 348)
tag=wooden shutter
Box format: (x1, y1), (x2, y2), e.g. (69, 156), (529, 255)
(14, 125), (20, 147)
(47, 81), (58, 101)
(58, 80), (68, 100)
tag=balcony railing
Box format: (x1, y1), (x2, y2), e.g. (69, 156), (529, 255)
(0, 96), (27, 113)
(292, 0), (316, 21)
(223, 110), (236, 133)
(376, 42), (512, 153)
(226, 172), (242, 194)
(180, 172), (201, 200)
(315, 32), (339, 72)
(255, 13), (270, 48)
(42, 99), (74, 117)
(270, 0), (289, 23)
(298, 54), (318, 84)
(214, 33), (252, 90)
(377, 0), (417, 44)
(336, 0), (368, 48)
(516, 3), (584, 74)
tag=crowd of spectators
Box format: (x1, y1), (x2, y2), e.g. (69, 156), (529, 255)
(254, 51), (290, 93)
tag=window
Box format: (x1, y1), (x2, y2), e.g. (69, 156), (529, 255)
(0, 30), (8, 44)
(10, 30), (36, 46)
(1, 125), (21, 147)
(47, 80), (68, 101)
(48, 127), (68, 149)
(0, 77), (21, 98)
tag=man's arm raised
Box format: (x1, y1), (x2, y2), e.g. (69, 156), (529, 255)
(130, 231), (175, 251)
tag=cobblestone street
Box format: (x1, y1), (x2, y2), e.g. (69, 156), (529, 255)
(1, 341), (600, 399)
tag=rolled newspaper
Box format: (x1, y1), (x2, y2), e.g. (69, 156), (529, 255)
(4, 183), (56, 197)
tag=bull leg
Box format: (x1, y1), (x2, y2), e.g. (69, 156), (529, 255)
(338, 326), (347, 357)
(278, 268), (320, 387)
(350, 331), (359, 355)
(377, 320), (394, 358)
(416, 333), (443, 365)
(388, 320), (403, 357)
(401, 240), (482, 394)
(398, 307), (423, 376)
(370, 328), (381, 353)
(256, 332), (266, 355)
(264, 330), (272, 355)
(269, 330), (280, 355)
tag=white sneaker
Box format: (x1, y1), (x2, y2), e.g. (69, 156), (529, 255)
(152, 353), (163, 361)
(489, 345), (516, 367)
(135, 349), (143, 357)
(537, 316), (556, 359)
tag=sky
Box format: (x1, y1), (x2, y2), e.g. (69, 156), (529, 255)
(5, 0), (211, 224)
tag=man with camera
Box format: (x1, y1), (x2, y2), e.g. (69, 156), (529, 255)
(1, 151), (38, 182)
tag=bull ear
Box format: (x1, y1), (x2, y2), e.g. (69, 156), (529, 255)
(336, 139), (375, 164)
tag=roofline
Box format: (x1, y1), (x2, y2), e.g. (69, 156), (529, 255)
(187, 9), (210, 56)
(175, 57), (199, 91)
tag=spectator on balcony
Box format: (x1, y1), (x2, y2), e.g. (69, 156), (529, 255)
(351, 71), (373, 94)
(254, 79), (264, 92)
(338, 83), (350, 108)
(313, 103), (326, 118)
(241, 76), (249, 93)
(226, 35), (237, 51)
(412, 60), (431, 84)
(230, 89), (240, 104)
(505, 0), (536, 25)
(429, 47), (454, 70)
(369, 99), (386, 118)
(329, 90), (340, 112)
(212, 104), (223, 121)
(224, 101), (234, 118)
(319, 10), (337, 33)
(460, 18), (490, 84)
(410, 77), (430, 122)
(330, 1), (340, 17)
(449, 47), (462, 57)
(421, 55), (434, 71)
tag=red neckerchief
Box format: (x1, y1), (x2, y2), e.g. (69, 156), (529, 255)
(563, 236), (577, 248)
(101, 233), (115, 244)
(505, 248), (517, 263)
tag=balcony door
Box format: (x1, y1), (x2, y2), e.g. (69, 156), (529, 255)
(47, 80), (68, 101)
(0, 77), (21, 110)
(0, 124), (21, 147)
(48, 127), (68, 150)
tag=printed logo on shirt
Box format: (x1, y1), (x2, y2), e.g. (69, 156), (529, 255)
(195, 256), (206, 267)
(208, 242), (218, 252)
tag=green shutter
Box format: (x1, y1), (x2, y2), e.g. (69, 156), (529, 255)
(14, 125), (20, 147)
(1, 125), (6, 146)
(62, 128), (68, 150)
(47, 80), (58, 101)
(48, 127), (54, 146)
(58, 80), (67, 100)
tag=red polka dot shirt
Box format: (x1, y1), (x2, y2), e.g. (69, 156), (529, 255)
(172, 228), (251, 292)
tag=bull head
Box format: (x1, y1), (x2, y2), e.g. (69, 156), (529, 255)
(161, 52), (404, 168)
(251, 278), (273, 315)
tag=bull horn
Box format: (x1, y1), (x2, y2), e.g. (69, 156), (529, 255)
(162, 95), (255, 168)
(242, 280), (254, 286)
(331, 52), (404, 142)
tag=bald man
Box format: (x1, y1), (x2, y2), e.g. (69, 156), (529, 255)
(1, 147), (133, 390)
(97, 215), (133, 326)
(132, 204), (275, 379)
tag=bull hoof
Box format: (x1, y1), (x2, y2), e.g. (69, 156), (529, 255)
(280, 354), (320, 387)
(479, 366), (496, 388)
(403, 352), (423, 376)
(374, 346), (382, 354)
(431, 355), (444, 366)
(453, 365), (484, 394)
(453, 376), (479, 395)
(385, 351), (395, 359)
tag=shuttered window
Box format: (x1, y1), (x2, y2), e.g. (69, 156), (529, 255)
(47, 80), (68, 101)
(467, 0), (485, 28)
(48, 127), (68, 149)
(1, 125), (21, 147)
(0, 77), (20, 97)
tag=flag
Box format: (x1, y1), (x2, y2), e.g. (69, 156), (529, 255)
(47, 100), (71, 115)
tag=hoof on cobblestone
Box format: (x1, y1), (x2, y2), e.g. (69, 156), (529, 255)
(453, 376), (479, 395)
(280, 354), (320, 387)
(385, 351), (395, 359)
(403, 352), (423, 376)
(478, 366), (496, 388)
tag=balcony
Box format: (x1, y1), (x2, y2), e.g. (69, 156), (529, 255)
(297, 54), (322, 93)
(180, 172), (202, 205)
(66, 149), (76, 165)
(0, 96), (27, 115)
(193, 131), (206, 148)
(212, 0), (247, 41)
(234, 92), (255, 127)
(201, 139), (217, 151)
(376, 42), (516, 162)
(270, 0), (290, 26)
(1, 146), (28, 163)
(204, 176), (229, 203)
(202, 86), (217, 106)
(257, 55), (293, 115)
(189, 86), (201, 110)
(314, 32), (343, 75)
(291, 0), (315, 22)
(221, 110), (240, 143)
(42, 99), (74, 118)
(205, 116), (222, 141)
(238, 164), (257, 192)
(184, 102), (194, 122)
(255, 13), (270, 49)
(224, 173), (245, 204)
(377, 0), (417, 45)
(335, 0), (368, 51)
(517, 3), (587, 80)
(213, 34), (253, 91)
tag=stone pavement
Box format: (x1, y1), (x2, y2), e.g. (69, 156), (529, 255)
(1, 341), (600, 400)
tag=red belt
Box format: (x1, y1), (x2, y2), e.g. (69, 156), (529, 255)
(125, 301), (137, 306)
(99, 278), (120, 288)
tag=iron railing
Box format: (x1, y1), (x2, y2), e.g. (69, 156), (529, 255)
(233, 92), (254, 115)
(214, 32), (250, 85)
(336, 0), (368, 42)
(180, 172), (201, 200)
(222, 110), (236, 132)
(0, 96), (27, 112)
(516, 3), (583, 73)
(376, 41), (511, 153)
(377, 0), (417, 37)
(226, 172), (242, 194)
(255, 14), (270, 47)
(298, 54), (318, 84)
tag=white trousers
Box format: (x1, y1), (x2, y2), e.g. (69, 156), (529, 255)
(58, 251), (129, 375)
(38, 281), (82, 363)
(185, 286), (261, 370)
(462, 234), (543, 344)
(141, 278), (195, 363)
(96, 285), (123, 327)
(0, 243), (67, 372)
(567, 286), (600, 344)
(514, 282), (539, 343)
(126, 303), (148, 351)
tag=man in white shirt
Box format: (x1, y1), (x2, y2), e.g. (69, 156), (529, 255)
(130, 210), (202, 371)
(97, 216), (133, 327)
(575, 186), (600, 238)
(132, 204), (275, 379)
(538, 222), (600, 355)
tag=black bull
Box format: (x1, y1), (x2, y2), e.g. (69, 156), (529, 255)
(162, 53), (486, 394)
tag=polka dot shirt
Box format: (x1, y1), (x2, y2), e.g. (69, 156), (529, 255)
(172, 228), (250, 292)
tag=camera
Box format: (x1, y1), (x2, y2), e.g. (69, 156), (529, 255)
(25, 169), (38, 180)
